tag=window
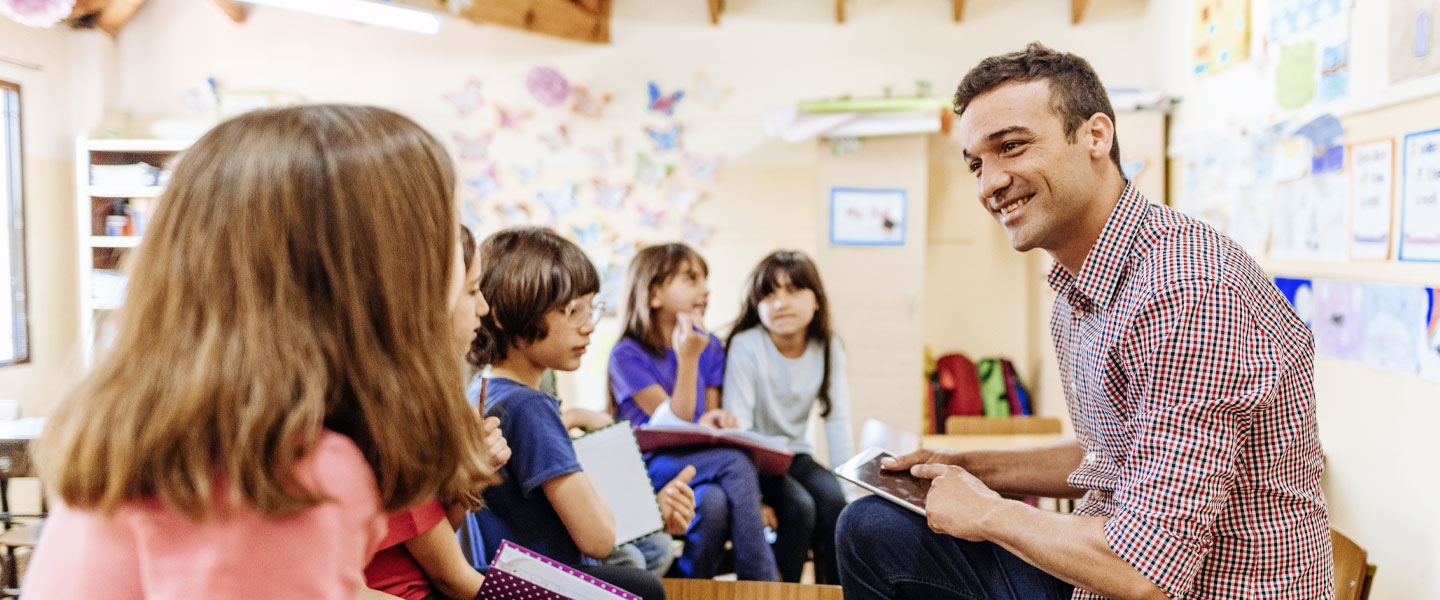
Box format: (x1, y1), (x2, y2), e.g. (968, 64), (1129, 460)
(0, 80), (26, 366)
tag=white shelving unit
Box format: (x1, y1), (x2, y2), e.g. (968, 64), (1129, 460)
(74, 137), (191, 366)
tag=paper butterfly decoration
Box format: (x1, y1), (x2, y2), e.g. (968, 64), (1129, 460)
(464, 164), (500, 199)
(571, 85), (613, 118)
(612, 237), (640, 258)
(646, 125), (682, 153)
(495, 202), (531, 227)
(685, 154), (723, 183)
(444, 78), (484, 118)
(635, 153), (674, 188)
(594, 179), (632, 210)
(647, 81), (685, 116)
(693, 71), (733, 109)
(539, 124), (570, 152)
(526, 65), (572, 107)
(683, 219), (714, 247)
(1122, 158), (1148, 181)
(453, 132), (493, 162)
(584, 137), (624, 171)
(538, 181), (578, 216)
(511, 158), (542, 185)
(667, 185), (703, 214)
(572, 222), (603, 246)
(636, 204), (665, 228)
(496, 104), (532, 131)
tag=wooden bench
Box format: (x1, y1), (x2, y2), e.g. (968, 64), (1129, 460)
(661, 579), (843, 600)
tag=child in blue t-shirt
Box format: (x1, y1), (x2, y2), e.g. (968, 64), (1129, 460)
(464, 227), (695, 600)
(608, 243), (779, 582)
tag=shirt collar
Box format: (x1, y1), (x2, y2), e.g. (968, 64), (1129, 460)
(1047, 182), (1150, 313)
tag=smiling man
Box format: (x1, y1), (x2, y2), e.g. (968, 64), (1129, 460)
(834, 43), (1333, 600)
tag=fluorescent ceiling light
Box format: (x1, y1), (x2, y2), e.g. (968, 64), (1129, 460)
(235, 0), (443, 34)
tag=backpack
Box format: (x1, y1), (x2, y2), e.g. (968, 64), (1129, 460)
(925, 353), (984, 433)
(976, 357), (1033, 418)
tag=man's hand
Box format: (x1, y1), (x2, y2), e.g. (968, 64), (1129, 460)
(659, 465), (697, 535)
(482, 416), (511, 471)
(881, 447), (968, 472)
(697, 408), (738, 429)
(912, 463), (1004, 541)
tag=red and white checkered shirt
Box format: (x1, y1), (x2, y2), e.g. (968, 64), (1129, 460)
(1051, 184), (1333, 599)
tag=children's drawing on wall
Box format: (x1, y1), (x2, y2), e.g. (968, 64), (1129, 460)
(635, 152), (674, 188)
(1361, 282), (1431, 373)
(636, 204), (664, 228)
(464, 163), (500, 200)
(1422, 287), (1440, 381)
(645, 124), (682, 153)
(1274, 277), (1316, 326)
(538, 181), (578, 219)
(594, 179), (631, 210)
(1312, 279), (1364, 362)
(496, 104), (533, 131)
(453, 131), (493, 162)
(585, 137), (624, 171)
(1193, 0), (1252, 77)
(445, 77), (485, 117)
(1400, 127), (1440, 262)
(1268, 0), (1352, 110)
(571, 85), (612, 118)
(667, 185), (703, 214)
(829, 187), (907, 247)
(685, 154), (723, 183)
(1389, 0), (1440, 83)
(538, 124), (570, 152)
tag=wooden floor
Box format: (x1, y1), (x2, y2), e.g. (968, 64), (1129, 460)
(661, 579), (844, 600)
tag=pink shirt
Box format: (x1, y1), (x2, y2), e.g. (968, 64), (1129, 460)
(23, 431), (388, 600)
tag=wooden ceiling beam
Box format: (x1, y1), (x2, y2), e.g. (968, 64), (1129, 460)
(835, 0), (845, 23)
(953, 0), (964, 22)
(457, 0), (612, 43)
(212, 0), (247, 23)
(1071, 0), (1089, 24)
(707, 0), (723, 25)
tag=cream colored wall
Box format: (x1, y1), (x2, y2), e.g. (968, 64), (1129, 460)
(0, 20), (82, 419)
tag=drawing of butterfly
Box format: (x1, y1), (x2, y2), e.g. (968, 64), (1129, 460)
(584, 137), (624, 171)
(459, 199), (485, 232)
(572, 222), (603, 246)
(1122, 158), (1147, 181)
(693, 71), (732, 109)
(612, 237), (640, 257)
(538, 181), (578, 216)
(594, 179), (631, 210)
(635, 152), (674, 188)
(463, 164), (500, 199)
(636, 204), (665, 228)
(683, 219), (714, 247)
(495, 202), (531, 227)
(646, 124), (682, 153)
(647, 81), (684, 116)
(571, 85), (612, 118)
(539, 124), (570, 152)
(511, 158), (542, 185)
(445, 78), (484, 117)
(453, 132), (492, 162)
(496, 104), (532, 130)
(685, 154), (722, 183)
(668, 185), (703, 214)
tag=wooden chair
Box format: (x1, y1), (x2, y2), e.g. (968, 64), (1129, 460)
(1331, 528), (1375, 600)
(661, 579), (843, 600)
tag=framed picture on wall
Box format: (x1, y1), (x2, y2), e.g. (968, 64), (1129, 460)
(829, 187), (907, 247)
(0, 79), (28, 367)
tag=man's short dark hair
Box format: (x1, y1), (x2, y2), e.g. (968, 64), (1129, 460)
(954, 42), (1123, 176)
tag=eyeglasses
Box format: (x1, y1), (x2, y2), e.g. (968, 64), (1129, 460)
(563, 299), (605, 327)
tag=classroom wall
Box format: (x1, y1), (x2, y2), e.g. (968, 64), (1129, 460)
(0, 20), (85, 419)
(1156, 2), (1440, 596)
(87, 0), (1174, 439)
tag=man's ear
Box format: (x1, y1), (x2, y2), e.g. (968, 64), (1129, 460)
(1086, 112), (1115, 160)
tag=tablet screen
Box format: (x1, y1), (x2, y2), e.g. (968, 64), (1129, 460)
(836, 450), (930, 514)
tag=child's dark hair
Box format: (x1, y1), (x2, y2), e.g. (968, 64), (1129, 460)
(619, 243), (709, 356)
(725, 250), (837, 416)
(467, 226), (599, 367)
(461, 225), (476, 271)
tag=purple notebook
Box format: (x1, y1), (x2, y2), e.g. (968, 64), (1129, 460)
(477, 540), (640, 600)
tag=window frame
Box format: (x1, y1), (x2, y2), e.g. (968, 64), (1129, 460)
(0, 79), (29, 368)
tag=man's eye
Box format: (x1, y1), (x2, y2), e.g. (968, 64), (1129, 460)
(1003, 141), (1024, 152)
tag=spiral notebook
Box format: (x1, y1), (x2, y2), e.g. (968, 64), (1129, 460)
(478, 540), (640, 600)
(570, 421), (663, 548)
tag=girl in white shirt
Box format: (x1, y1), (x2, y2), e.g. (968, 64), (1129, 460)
(722, 250), (852, 584)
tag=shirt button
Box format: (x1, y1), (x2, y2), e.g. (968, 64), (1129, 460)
(1084, 452), (1099, 464)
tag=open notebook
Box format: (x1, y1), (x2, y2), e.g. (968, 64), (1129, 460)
(570, 421), (664, 548)
(633, 422), (794, 476)
(478, 540), (640, 600)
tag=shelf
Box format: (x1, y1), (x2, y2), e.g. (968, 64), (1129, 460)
(87, 186), (164, 198)
(1259, 257), (1440, 287)
(88, 236), (141, 248)
(83, 139), (192, 152)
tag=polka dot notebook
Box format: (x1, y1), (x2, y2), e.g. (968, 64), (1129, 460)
(478, 540), (640, 600)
